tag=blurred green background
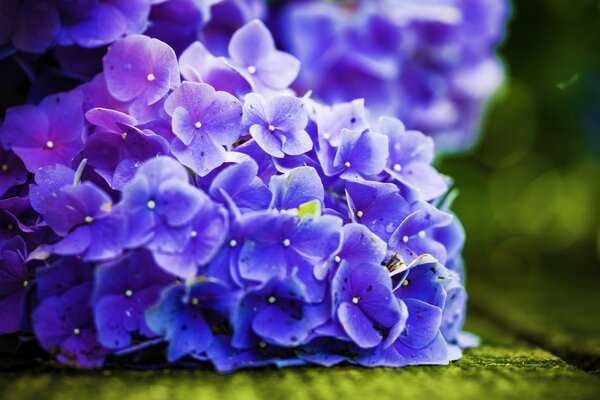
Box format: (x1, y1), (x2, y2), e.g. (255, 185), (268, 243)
(438, 0), (600, 367)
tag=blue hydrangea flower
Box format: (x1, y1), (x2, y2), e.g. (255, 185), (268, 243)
(357, 257), (452, 367)
(232, 272), (329, 349)
(331, 261), (406, 349)
(0, 17), (475, 370)
(316, 223), (387, 280)
(345, 179), (411, 242)
(278, 0), (509, 153)
(145, 279), (236, 362)
(378, 117), (448, 201)
(92, 250), (174, 349)
(268, 166), (324, 211)
(236, 210), (342, 302)
(388, 201), (454, 265)
(208, 159), (272, 213)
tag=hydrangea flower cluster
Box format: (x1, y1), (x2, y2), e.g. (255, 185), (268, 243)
(276, 0), (510, 152)
(0, 0), (263, 54)
(0, 20), (474, 371)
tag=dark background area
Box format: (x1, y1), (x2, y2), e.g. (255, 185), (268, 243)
(438, 0), (600, 359)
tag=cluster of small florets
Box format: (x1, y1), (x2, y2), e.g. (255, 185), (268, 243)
(278, 0), (510, 152)
(0, 0), (263, 54)
(0, 20), (473, 371)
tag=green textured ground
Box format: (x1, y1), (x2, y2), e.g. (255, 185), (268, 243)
(1, 314), (599, 400)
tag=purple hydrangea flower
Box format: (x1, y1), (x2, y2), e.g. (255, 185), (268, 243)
(331, 261), (406, 349)
(179, 41), (251, 97)
(39, 181), (124, 262)
(1, 90), (84, 172)
(0, 16), (474, 370)
(242, 93), (311, 158)
(33, 258), (105, 367)
(278, 0), (509, 153)
(201, 0), (267, 56)
(317, 111), (389, 179)
(0, 150), (27, 197)
(28, 164), (76, 214)
(0, 236), (31, 334)
(316, 223), (387, 280)
(92, 249), (174, 349)
(83, 109), (169, 189)
(228, 20), (300, 95)
(151, 196), (229, 279)
(145, 279), (236, 362)
(55, 0), (151, 48)
(118, 157), (205, 254)
(103, 35), (180, 105)
(358, 257), (451, 367)
(164, 81), (243, 176)
(345, 179), (411, 242)
(2, 0), (61, 53)
(379, 117), (448, 201)
(388, 201), (454, 265)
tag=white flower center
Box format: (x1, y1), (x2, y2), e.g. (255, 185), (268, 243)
(147, 73), (156, 81)
(356, 210), (364, 218)
(125, 289), (133, 298)
(352, 297), (360, 305)
(195, 121), (202, 129)
(344, 161), (351, 168)
(229, 239), (237, 247)
(393, 164), (402, 172)
(247, 65), (257, 75)
(282, 238), (291, 247)
(46, 140), (54, 149)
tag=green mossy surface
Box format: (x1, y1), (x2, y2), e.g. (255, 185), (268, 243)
(468, 258), (600, 371)
(1, 314), (599, 400)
